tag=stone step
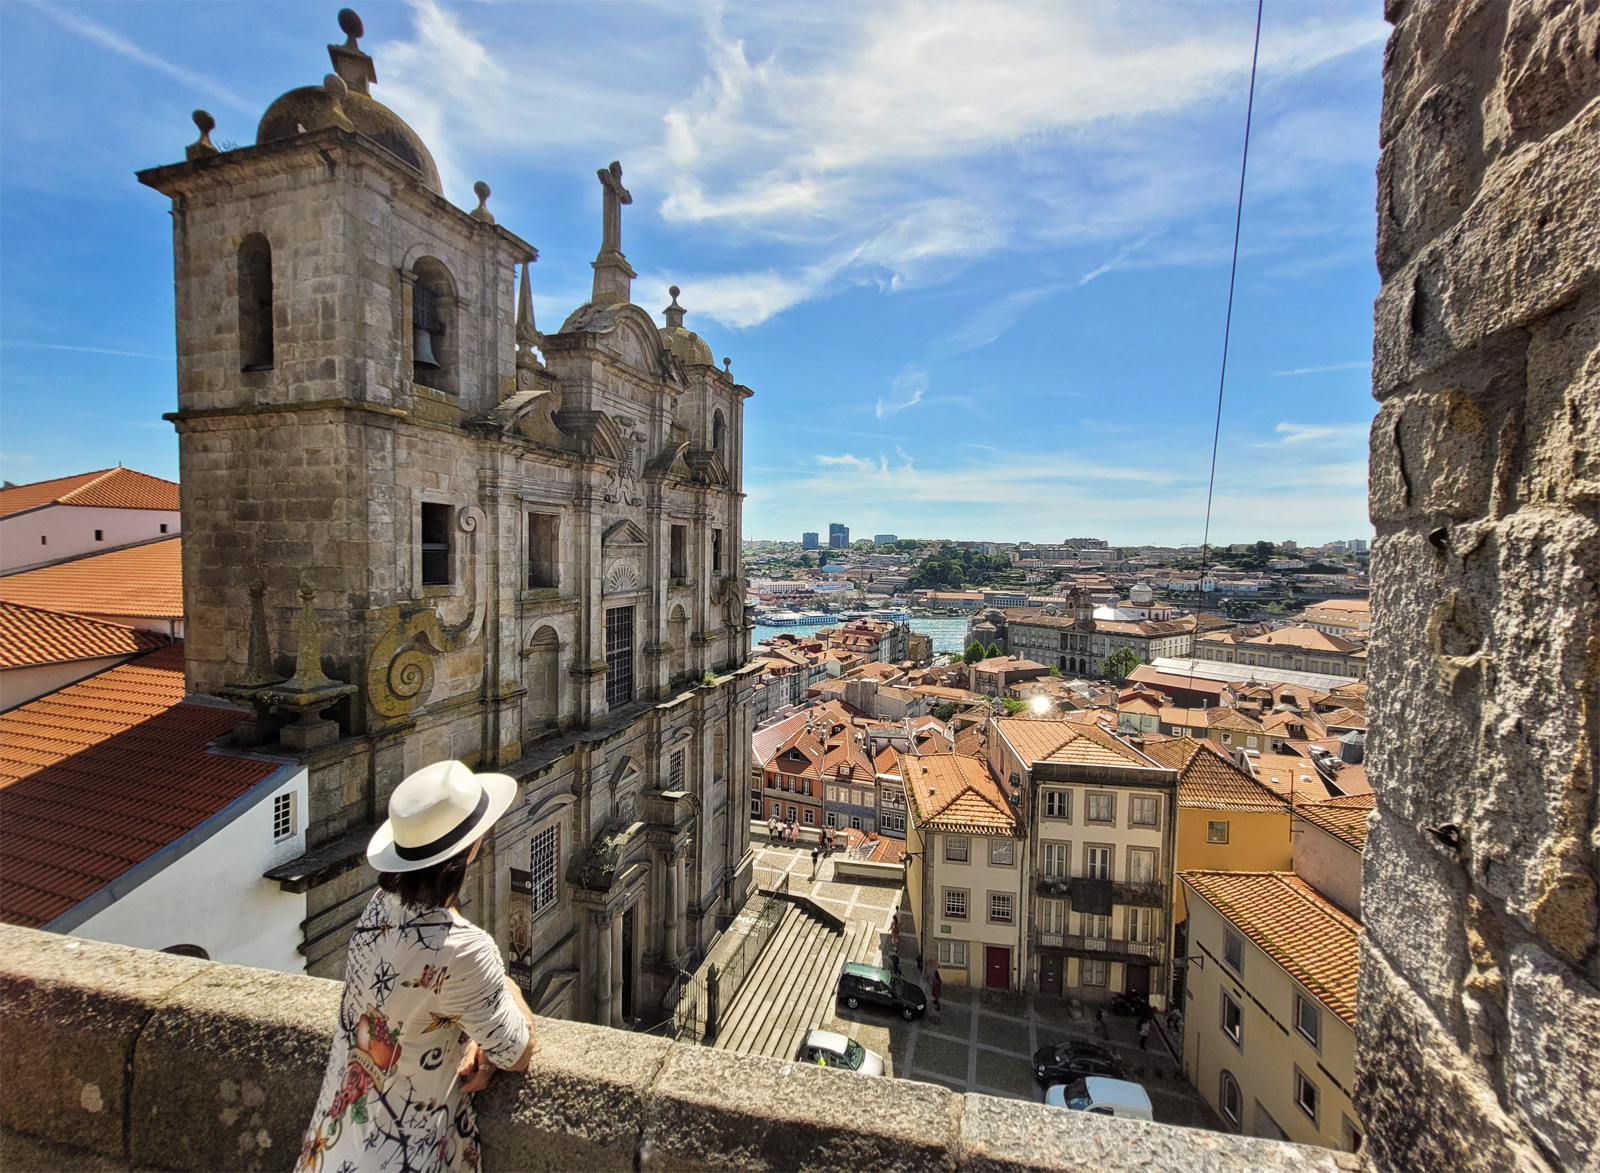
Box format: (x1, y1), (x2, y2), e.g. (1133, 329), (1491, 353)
(714, 906), (818, 1054)
(762, 921), (852, 1063)
(714, 901), (855, 1060)
(745, 914), (836, 1057)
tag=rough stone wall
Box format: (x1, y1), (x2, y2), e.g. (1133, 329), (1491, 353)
(1359, 1), (1599, 1170)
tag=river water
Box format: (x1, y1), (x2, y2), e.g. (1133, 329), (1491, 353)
(752, 616), (971, 655)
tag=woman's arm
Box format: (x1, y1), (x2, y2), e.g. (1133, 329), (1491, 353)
(500, 976), (537, 1073)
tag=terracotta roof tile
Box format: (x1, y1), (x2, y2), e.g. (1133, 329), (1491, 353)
(1182, 871), (1360, 1026)
(901, 752), (1017, 835)
(0, 602), (170, 669)
(1142, 739), (1289, 813)
(993, 717), (1161, 770)
(0, 537), (183, 620)
(1295, 793), (1376, 851)
(0, 467), (180, 518)
(0, 643), (279, 928)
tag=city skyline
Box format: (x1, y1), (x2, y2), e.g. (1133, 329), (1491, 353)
(1, 2), (1383, 546)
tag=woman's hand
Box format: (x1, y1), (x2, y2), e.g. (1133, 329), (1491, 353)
(457, 1041), (497, 1094)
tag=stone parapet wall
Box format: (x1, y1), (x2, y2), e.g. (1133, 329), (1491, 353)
(0, 926), (1353, 1173)
(1361, 0), (1599, 1170)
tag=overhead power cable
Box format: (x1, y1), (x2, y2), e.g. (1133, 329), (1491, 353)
(1189, 0), (1263, 699)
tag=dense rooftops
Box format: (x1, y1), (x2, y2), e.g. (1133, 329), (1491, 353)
(1142, 738), (1289, 814)
(901, 752), (1017, 836)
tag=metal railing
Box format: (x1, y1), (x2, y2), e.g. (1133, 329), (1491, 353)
(703, 892), (786, 1044)
(1033, 931), (1166, 964)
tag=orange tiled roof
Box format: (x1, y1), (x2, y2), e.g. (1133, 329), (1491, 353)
(1250, 751), (1338, 802)
(0, 643), (278, 928)
(1143, 739), (1289, 813)
(1295, 792), (1375, 851)
(0, 467), (180, 518)
(900, 751), (1017, 835)
(0, 602), (169, 669)
(1240, 626), (1359, 653)
(1181, 871), (1360, 1026)
(0, 537), (183, 620)
(993, 717), (1160, 770)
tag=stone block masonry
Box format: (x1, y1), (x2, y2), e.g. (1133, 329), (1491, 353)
(0, 925), (1354, 1173)
(1359, 1), (1599, 1170)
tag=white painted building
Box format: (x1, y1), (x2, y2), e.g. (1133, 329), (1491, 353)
(0, 467), (180, 573)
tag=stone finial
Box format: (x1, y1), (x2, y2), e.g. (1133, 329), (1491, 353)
(240, 579), (280, 687)
(470, 180), (496, 224)
(321, 73), (356, 131)
(591, 160), (636, 306)
(723, 357), (731, 374)
(264, 579), (356, 752)
(186, 110), (219, 161)
(328, 7), (376, 95)
(515, 262), (543, 371)
(663, 286), (686, 330)
(280, 580), (337, 693)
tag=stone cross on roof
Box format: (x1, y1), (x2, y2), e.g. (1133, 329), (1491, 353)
(591, 160), (637, 306)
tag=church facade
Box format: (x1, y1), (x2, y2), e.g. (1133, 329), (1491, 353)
(137, 9), (756, 1026)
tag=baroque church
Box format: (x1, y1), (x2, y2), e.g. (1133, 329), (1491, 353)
(136, 9), (756, 1026)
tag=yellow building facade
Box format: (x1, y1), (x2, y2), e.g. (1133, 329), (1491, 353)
(1179, 872), (1362, 1154)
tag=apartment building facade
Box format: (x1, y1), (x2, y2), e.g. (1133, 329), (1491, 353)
(990, 718), (1178, 1008)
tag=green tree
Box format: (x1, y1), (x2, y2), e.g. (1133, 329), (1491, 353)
(931, 701), (960, 722)
(985, 643), (1003, 660)
(1255, 540), (1275, 560)
(1099, 647), (1143, 682)
(1047, 666), (1063, 676)
(964, 640), (987, 664)
(999, 697), (1027, 715)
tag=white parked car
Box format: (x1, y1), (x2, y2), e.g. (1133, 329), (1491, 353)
(1045, 1076), (1154, 1121)
(797, 1028), (885, 1077)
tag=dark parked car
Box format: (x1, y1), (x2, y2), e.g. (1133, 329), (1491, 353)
(1032, 1040), (1124, 1084)
(837, 962), (927, 1020)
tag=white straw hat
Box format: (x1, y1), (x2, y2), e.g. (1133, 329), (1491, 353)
(367, 760), (518, 873)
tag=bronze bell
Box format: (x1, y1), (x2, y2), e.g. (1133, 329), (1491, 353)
(412, 326), (441, 369)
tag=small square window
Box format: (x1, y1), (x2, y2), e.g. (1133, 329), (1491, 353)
(1221, 991), (1242, 1045)
(988, 893), (1013, 923)
(1129, 795), (1159, 826)
(1208, 820), (1230, 844)
(988, 839), (1014, 866)
(1080, 958), (1107, 986)
(1294, 993), (1321, 1048)
(944, 889), (968, 919)
(1224, 929), (1244, 974)
(272, 792), (296, 841)
(937, 940), (967, 967)
(1044, 789), (1071, 820)
(804, 808), (815, 825)
(160, 523), (169, 534)
(94, 529), (104, 541)
(1294, 1069), (1319, 1125)
(945, 835), (969, 862)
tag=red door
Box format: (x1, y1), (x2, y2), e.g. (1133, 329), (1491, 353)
(985, 946), (1010, 990)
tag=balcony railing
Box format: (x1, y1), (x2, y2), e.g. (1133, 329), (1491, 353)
(1034, 931), (1166, 964)
(1034, 875), (1166, 908)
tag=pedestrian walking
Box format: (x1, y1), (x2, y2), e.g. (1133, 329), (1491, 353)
(767, 816), (777, 844)
(296, 761), (535, 1173)
(916, 949), (924, 975)
(890, 912), (901, 941)
(810, 846), (819, 875)
(1098, 1008), (1111, 1040)
(890, 953), (900, 976)
(931, 969), (942, 1011)
(1139, 1019), (1151, 1050)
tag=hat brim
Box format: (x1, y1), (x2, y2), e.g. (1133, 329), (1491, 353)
(367, 771), (519, 873)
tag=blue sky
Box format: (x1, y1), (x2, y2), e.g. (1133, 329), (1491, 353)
(0, 1), (1385, 545)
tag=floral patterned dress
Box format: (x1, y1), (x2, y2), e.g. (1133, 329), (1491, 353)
(296, 890), (531, 1173)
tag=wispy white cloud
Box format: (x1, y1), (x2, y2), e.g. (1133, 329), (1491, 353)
(1271, 360), (1371, 377)
(1, 341), (175, 360)
(875, 365), (929, 418)
(27, 2), (257, 114)
(1265, 421), (1370, 445)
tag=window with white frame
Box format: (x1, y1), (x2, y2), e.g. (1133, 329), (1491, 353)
(1084, 844), (1111, 880)
(750, 797), (762, 818)
(825, 811), (837, 828)
(1042, 841), (1070, 877)
(1080, 958), (1107, 986)
(1221, 990), (1243, 1045)
(1129, 795), (1159, 827)
(1294, 1069), (1320, 1125)
(945, 835), (969, 862)
(1040, 899), (1065, 934)
(989, 839), (1014, 865)
(529, 823), (559, 917)
(1083, 913), (1109, 940)
(1294, 992), (1321, 1048)
(804, 808), (815, 824)
(272, 792), (296, 841)
(1044, 789), (1071, 820)
(1129, 848), (1156, 884)
(944, 889), (968, 919)
(1087, 793), (1115, 823)
(937, 940), (968, 967)
(1224, 929), (1244, 973)
(989, 893), (1013, 923)
(883, 812), (905, 832)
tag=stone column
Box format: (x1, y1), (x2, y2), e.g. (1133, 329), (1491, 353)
(610, 912), (625, 1027)
(1357, 4), (1600, 1172)
(666, 852), (685, 964)
(594, 911), (613, 1027)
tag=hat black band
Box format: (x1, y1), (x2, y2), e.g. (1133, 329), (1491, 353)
(394, 788), (491, 862)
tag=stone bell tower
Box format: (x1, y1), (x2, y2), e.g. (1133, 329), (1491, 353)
(139, 8), (758, 1008)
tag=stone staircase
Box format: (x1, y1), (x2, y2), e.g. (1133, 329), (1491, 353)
(712, 898), (878, 1061)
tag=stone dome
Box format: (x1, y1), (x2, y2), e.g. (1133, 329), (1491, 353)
(257, 84), (442, 194)
(658, 287), (715, 366)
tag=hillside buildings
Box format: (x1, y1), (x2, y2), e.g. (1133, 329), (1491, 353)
(122, 11), (755, 1025)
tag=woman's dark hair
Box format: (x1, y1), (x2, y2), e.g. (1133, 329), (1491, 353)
(379, 848), (472, 909)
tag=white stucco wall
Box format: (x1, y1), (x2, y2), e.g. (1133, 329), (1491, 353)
(0, 654), (138, 710)
(65, 764), (309, 973)
(1, 505), (181, 572)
